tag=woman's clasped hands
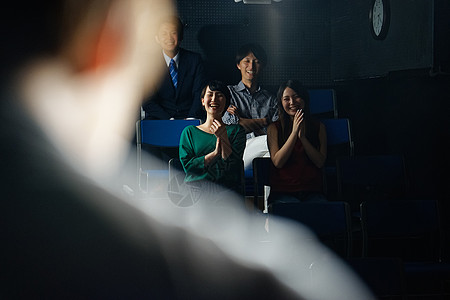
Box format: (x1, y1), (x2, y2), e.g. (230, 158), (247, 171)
(292, 109), (305, 138)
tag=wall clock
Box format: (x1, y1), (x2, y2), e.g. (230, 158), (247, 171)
(369, 0), (390, 40)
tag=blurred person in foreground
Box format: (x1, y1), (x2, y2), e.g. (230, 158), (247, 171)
(0, 0), (374, 299)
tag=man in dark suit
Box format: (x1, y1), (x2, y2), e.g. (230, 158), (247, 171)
(143, 16), (207, 120)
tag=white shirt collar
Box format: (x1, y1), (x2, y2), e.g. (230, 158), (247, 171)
(162, 51), (180, 67)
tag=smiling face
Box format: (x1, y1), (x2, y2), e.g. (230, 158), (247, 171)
(237, 52), (261, 84)
(281, 87), (305, 117)
(202, 86), (227, 117)
(155, 21), (180, 57)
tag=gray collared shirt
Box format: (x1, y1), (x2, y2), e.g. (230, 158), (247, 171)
(222, 81), (278, 138)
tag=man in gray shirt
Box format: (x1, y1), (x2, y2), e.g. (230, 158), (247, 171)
(223, 43), (278, 168)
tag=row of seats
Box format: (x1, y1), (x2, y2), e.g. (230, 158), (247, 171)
(268, 199), (442, 259)
(252, 153), (409, 210)
(164, 154), (449, 298)
(245, 88), (449, 299)
(134, 89), (450, 298)
(137, 88), (340, 196)
(136, 89), (409, 212)
(135, 88), (405, 208)
(269, 199), (450, 299)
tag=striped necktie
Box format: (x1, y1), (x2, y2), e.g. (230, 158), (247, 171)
(169, 59), (178, 88)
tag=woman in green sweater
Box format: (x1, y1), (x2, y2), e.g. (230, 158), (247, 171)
(179, 80), (246, 203)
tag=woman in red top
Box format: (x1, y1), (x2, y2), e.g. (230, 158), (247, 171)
(266, 80), (327, 207)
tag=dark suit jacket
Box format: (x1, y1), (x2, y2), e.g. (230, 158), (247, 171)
(143, 48), (207, 120)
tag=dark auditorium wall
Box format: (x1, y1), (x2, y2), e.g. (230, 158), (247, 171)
(175, 1), (450, 209)
(176, 0), (332, 88)
(331, 0), (450, 258)
(329, 0), (450, 203)
(331, 0), (434, 80)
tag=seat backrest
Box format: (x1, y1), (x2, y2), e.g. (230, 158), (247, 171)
(336, 155), (408, 209)
(270, 201), (352, 257)
(321, 117), (354, 172)
(308, 89), (338, 118)
(138, 119), (201, 147)
(342, 257), (406, 299)
(318, 118), (353, 201)
(337, 155), (406, 186)
(321, 118), (354, 167)
(360, 199), (441, 260)
(321, 118), (352, 148)
(136, 120), (201, 194)
(252, 157), (271, 209)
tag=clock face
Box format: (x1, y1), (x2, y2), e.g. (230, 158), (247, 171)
(372, 0), (384, 36)
(369, 0), (390, 40)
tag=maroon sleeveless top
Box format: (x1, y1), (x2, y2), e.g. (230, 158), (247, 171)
(269, 120), (323, 193)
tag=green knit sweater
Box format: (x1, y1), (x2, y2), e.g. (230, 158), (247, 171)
(179, 124), (245, 190)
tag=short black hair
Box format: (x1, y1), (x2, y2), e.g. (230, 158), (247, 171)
(201, 80), (231, 114)
(235, 43), (267, 67)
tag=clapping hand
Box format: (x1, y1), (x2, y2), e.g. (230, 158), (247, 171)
(292, 109), (304, 137)
(210, 119), (231, 160)
(210, 119), (226, 138)
(213, 137), (222, 157)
